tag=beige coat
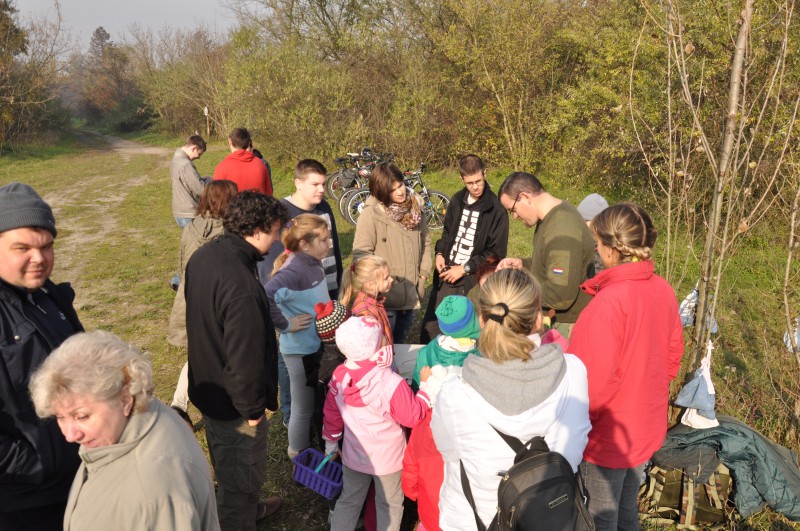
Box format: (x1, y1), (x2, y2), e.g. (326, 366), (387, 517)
(167, 216), (224, 347)
(352, 194), (432, 311)
(64, 400), (219, 531)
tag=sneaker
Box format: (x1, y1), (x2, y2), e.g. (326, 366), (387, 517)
(171, 406), (195, 432)
(256, 497), (282, 522)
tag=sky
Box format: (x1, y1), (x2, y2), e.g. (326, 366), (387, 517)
(16, 0), (239, 48)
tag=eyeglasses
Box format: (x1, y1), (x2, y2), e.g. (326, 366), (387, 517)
(507, 194), (521, 215)
(464, 178), (484, 188)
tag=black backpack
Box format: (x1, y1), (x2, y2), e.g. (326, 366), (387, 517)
(461, 427), (595, 531)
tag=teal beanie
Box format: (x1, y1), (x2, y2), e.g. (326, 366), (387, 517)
(436, 295), (480, 340)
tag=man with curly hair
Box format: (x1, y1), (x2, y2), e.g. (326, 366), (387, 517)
(184, 191), (289, 531)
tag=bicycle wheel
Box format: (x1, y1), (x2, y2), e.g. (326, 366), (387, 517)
(423, 190), (450, 230)
(338, 188), (360, 218)
(325, 169), (358, 200)
(344, 187), (371, 226)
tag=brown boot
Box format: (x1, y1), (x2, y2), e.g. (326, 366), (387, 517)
(256, 497), (282, 522)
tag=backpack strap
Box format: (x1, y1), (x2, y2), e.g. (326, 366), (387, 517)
(492, 426), (550, 462)
(460, 460), (488, 531)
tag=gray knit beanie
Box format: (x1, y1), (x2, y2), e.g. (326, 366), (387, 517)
(577, 193), (609, 222)
(0, 182), (57, 236)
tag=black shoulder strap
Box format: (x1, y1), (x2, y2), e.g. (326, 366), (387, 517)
(492, 426), (550, 461)
(460, 460), (488, 531)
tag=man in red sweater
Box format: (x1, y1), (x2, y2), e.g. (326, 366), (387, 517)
(213, 127), (273, 195)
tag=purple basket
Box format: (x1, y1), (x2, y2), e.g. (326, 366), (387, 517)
(292, 447), (343, 500)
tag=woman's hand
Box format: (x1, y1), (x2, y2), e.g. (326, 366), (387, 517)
(497, 257), (523, 271)
(419, 366), (432, 383)
(287, 314), (313, 332)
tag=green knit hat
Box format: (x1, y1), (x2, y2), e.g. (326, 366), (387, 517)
(436, 295), (480, 340)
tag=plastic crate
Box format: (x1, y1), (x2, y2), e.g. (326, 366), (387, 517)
(292, 447), (343, 500)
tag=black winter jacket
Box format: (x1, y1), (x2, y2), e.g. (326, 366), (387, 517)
(0, 279), (83, 511)
(185, 233), (279, 421)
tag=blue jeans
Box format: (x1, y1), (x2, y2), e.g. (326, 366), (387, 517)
(278, 352), (291, 422)
(386, 309), (414, 344)
(172, 217), (193, 287)
(283, 353), (316, 455)
(579, 460), (647, 531)
(175, 216), (193, 228)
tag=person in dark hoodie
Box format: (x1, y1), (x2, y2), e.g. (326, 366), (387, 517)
(0, 182), (83, 531)
(420, 154), (509, 343)
(213, 127), (273, 195)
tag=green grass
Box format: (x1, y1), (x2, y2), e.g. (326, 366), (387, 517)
(1, 132), (799, 529)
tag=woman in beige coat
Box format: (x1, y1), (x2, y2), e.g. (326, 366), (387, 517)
(352, 163), (432, 343)
(166, 179), (238, 427)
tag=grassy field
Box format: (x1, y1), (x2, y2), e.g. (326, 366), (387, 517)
(2, 131), (798, 530)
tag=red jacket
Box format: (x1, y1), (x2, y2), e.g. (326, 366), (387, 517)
(402, 410), (441, 531)
(213, 150), (272, 195)
(569, 260), (683, 468)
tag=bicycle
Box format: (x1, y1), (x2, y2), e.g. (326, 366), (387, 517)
(342, 164), (450, 230)
(324, 147), (393, 201)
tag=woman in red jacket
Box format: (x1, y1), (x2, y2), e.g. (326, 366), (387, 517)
(569, 203), (683, 531)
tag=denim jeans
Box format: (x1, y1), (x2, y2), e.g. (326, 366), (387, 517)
(204, 415), (269, 531)
(386, 309), (414, 344)
(579, 460), (647, 531)
(175, 216), (193, 228)
(282, 353), (315, 455)
(278, 352), (291, 423)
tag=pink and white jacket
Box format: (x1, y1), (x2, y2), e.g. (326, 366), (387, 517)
(323, 350), (430, 475)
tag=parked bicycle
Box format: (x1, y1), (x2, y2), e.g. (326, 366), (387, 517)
(342, 164), (450, 230)
(324, 147), (393, 201)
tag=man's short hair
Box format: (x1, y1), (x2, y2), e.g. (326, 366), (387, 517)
(229, 128), (252, 150)
(185, 135), (206, 152)
(223, 191), (289, 238)
(498, 171), (546, 200)
(459, 154), (485, 177)
(295, 159), (327, 181)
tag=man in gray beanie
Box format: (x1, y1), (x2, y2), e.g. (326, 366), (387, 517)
(0, 182), (83, 530)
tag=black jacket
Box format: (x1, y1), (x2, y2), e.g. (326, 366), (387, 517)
(434, 185), (509, 272)
(0, 279), (83, 511)
(185, 233), (279, 421)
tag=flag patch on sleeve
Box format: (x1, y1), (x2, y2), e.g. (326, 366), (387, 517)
(552, 267), (564, 275)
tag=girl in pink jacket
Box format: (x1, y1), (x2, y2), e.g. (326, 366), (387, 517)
(323, 316), (430, 531)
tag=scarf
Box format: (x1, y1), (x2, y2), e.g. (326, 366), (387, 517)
(386, 193), (421, 231)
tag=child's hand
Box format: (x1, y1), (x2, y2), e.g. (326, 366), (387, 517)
(419, 366), (432, 383)
(287, 313), (313, 332)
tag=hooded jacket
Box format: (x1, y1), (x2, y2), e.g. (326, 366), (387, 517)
(430, 337), (590, 530)
(352, 194), (432, 311)
(569, 259), (683, 468)
(0, 279), (83, 512)
(185, 233), (279, 420)
(64, 400), (219, 531)
(323, 361), (430, 475)
(213, 149), (272, 196)
(264, 252), (329, 355)
(412, 335), (478, 390)
(167, 216), (224, 347)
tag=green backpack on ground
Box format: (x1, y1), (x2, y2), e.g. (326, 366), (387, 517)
(639, 463), (734, 530)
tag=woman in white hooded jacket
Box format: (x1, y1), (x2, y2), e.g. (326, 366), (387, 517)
(430, 268), (591, 530)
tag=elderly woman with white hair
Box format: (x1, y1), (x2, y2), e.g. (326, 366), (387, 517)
(29, 331), (220, 531)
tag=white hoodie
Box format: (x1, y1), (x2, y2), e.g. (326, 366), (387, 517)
(430, 339), (591, 530)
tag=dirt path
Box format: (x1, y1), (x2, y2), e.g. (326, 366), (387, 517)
(44, 132), (173, 329)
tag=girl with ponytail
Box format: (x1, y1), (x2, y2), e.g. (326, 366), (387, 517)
(430, 268), (591, 529)
(264, 213), (332, 458)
